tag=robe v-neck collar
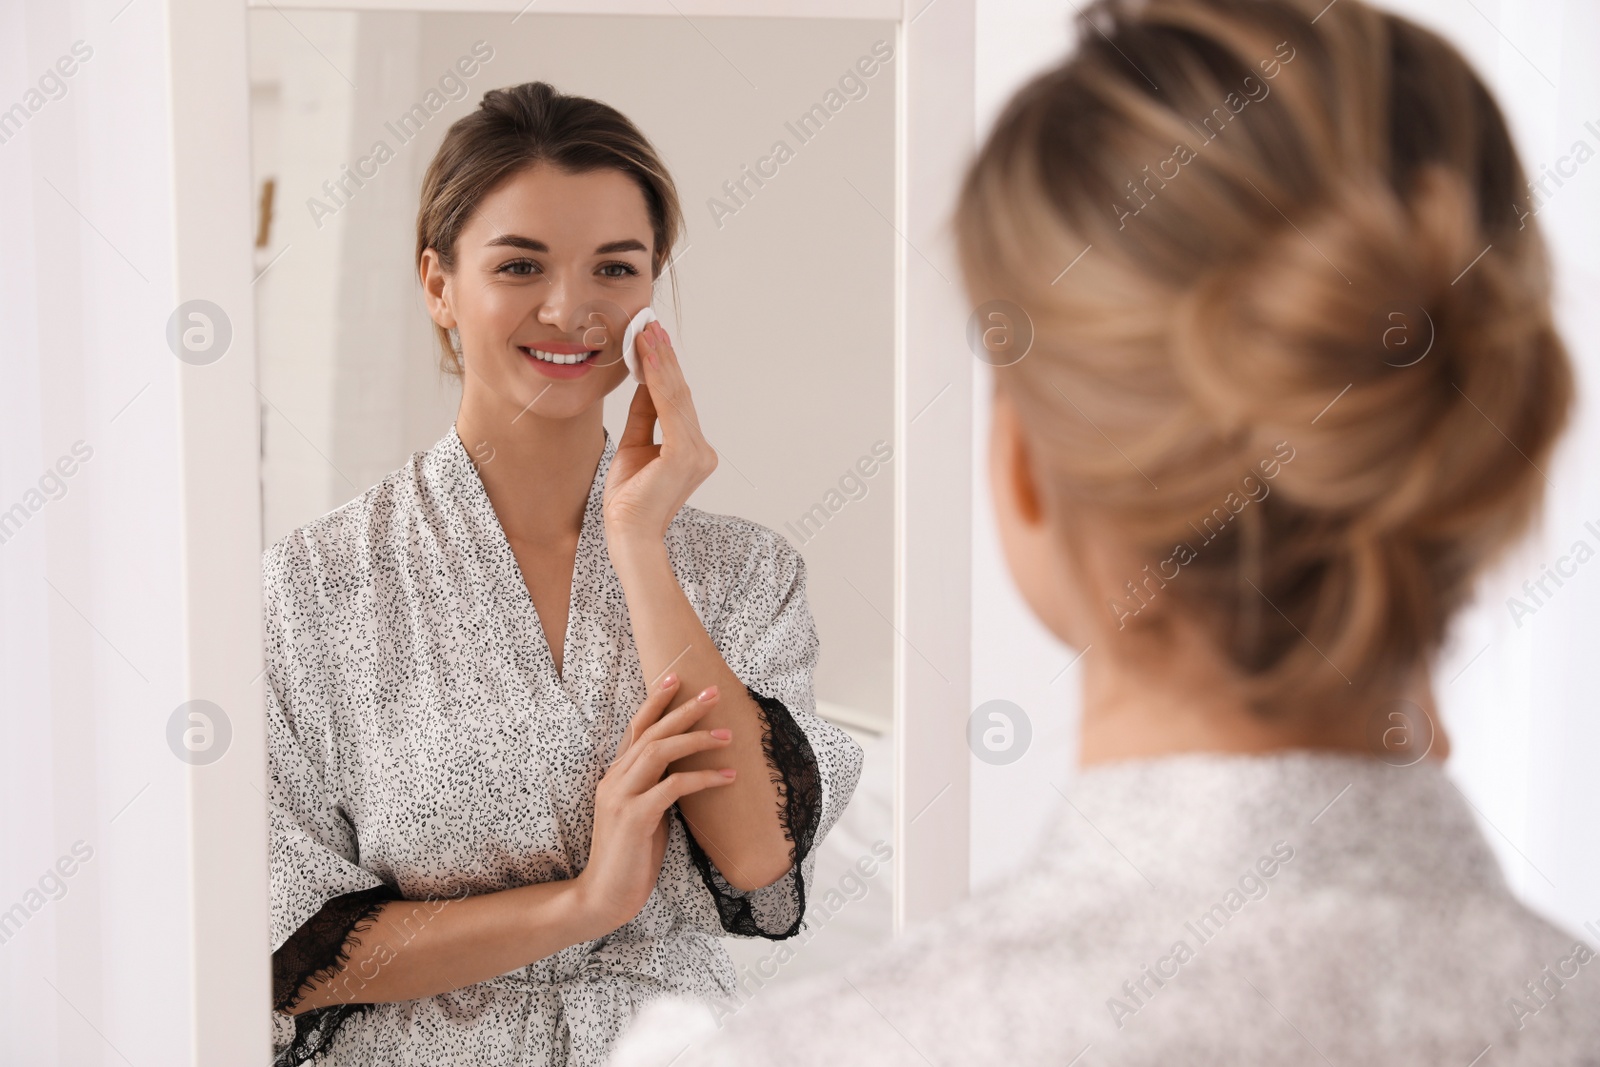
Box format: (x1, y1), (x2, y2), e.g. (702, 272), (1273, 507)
(423, 423), (617, 715)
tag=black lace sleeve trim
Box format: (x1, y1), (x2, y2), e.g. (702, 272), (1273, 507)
(272, 882), (403, 1066)
(678, 684), (822, 940)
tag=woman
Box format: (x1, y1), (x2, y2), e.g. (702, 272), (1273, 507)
(613, 0), (1599, 1063)
(264, 82), (864, 1065)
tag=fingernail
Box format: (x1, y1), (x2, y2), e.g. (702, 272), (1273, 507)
(711, 728), (731, 739)
(698, 685), (718, 702)
(720, 768), (737, 778)
(660, 673), (677, 690)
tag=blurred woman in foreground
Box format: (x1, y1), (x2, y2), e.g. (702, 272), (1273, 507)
(612, 0), (1599, 1062)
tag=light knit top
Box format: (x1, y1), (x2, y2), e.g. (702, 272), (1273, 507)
(612, 750), (1600, 1066)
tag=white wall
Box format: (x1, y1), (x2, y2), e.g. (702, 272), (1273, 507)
(968, 0), (1092, 898)
(1, 0), (266, 1063)
(969, 0), (1600, 946)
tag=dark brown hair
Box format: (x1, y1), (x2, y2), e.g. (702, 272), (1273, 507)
(955, 0), (1573, 713)
(416, 81), (684, 375)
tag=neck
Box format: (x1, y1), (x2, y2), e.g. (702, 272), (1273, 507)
(453, 394), (605, 545)
(1075, 631), (1447, 767)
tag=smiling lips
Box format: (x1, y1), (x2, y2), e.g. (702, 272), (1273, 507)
(525, 346), (595, 365)
(520, 341), (602, 378)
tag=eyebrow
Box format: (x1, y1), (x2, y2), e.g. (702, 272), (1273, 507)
(484, 235), (648, 255)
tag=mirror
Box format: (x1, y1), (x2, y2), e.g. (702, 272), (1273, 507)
(247, 6), (897, 1054)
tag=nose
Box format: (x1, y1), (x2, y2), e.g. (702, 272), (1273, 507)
(533, 271), (622, 349)
(535, 274), (577, 335)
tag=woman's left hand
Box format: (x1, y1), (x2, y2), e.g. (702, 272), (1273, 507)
(603, 320), (718, 545)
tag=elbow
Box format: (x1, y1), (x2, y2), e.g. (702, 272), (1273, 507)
(723, 844), (795, 893)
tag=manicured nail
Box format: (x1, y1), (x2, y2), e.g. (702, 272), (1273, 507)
(698, 685), (718, 702)
(711, 728), (731, 739)
(660, 673), (677, 690)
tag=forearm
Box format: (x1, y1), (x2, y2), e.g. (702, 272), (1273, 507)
(608, 536), (793, 891)
(283, 877), (607, 1013)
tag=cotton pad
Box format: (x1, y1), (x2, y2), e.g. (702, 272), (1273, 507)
(620, 306), (657, 383)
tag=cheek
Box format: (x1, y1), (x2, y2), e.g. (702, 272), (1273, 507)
(1018, 529), (1094, 648)
(599, 360), (631, 391)
(1051, 548), (1100, 648)
(459, 282), (533, 332)
(485, 288), (534, 325)
(990, 454), (1075, 642)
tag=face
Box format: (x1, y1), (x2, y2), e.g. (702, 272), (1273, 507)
(420, 163), (656, 423)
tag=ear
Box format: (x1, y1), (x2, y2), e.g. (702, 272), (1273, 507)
(992, 386), (1045, 528)
(419, 248), (457, 330)
(988, 384), (1083, 647)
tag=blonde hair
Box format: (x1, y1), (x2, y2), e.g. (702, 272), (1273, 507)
(416, 81), (684, 376)
(956, 0), (1573, 712)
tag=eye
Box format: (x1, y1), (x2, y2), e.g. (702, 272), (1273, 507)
(497, 259), (539, 277)
(599, 261), (641, 279)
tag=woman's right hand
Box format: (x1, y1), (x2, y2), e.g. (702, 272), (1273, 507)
(576, 675), (736, 934)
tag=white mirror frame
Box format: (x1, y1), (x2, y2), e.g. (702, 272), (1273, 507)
(172, 0), (974, 1057)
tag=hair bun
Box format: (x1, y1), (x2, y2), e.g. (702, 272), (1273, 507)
(1173, 165), (1522, 521)
(954, 0), (1575, 710)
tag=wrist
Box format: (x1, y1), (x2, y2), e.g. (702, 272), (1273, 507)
(562, 874), (620, 943)
(605, 528), (670, 574)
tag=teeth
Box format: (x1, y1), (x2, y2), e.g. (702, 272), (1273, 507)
(527, 348), (592, 365)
